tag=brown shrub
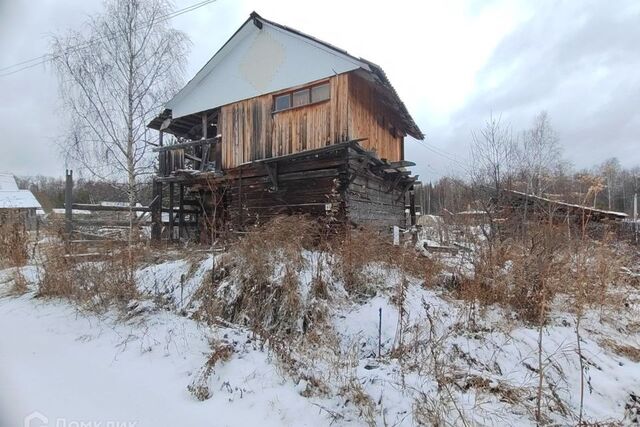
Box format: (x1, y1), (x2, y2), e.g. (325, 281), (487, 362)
(38, 238), (140, 311)
(195, 216), (440, 340)
(456, 221), (569, 323)
(332, 226), (440, 295)
(454, 218), (630, 324)
(195, 216), (322, 336)
(0, 213), (29, 267)
(188, 339), (234, 401)
(600, 338), (640, 363)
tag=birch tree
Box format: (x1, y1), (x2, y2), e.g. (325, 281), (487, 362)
(470, 114), (516, 194)
(599, 157), (621, 210)
(51, 0), (190, 217)
(518, 111), (561, 196)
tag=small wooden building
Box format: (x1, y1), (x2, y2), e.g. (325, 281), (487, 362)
(148, 12), (424, 240)
(0, 173), (42, 229)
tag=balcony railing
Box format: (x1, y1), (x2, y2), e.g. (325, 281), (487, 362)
(153, 136), (221, 177)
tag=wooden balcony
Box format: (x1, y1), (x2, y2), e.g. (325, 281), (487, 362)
(153, 136), (222, 177)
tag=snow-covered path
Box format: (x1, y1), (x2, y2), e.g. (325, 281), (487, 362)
(0, 293), (328, 427)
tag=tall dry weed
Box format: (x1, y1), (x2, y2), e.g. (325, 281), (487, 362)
(0, 212), (29, 267)
(196, 216), (321, 336)
(37, 237), (141, 311)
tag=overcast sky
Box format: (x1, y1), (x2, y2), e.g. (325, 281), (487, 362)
(0, 0), (638, 182)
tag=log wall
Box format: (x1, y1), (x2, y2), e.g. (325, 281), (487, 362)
(189, 142), (412, 234)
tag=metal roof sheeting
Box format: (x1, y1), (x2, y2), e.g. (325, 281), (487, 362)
(0, 191), (41, 209)
(0, 173), (42, 209)
(0, 173), (19, 191)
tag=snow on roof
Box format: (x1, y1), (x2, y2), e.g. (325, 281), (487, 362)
(100, 201), (143, 207)
(0, 173), (41, 209)
(51, 208), (92, 215)
(456, 210), (488, 215)
(0, 173), (19, 191)
(507, 190), (628, 219)
(0, 190), (42, 209)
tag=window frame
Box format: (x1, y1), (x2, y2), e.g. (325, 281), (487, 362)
(272, 81), (331, 113)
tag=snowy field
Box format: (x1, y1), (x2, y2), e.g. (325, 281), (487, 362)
(1, 238), (640, 426)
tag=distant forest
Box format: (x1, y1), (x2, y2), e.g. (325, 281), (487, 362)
(15, 176), (154, 212)
(416, 157), (639, 216)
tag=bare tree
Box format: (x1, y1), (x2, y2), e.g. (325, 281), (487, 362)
(599, 157), (621, 210)
(517, 111), (562, 196)
(51, 0), (190, 225)
(470, 114), (516, 194)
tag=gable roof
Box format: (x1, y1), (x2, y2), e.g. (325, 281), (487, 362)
(0, 174), (41, 209)
(152, 12), (423, 139)
(0, 173), (19, 191)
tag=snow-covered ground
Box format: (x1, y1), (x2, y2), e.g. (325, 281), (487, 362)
(1, 241), (639, 426)
(0, 274), (327, 427)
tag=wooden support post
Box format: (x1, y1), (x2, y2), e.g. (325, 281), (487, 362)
(64, 169), (73, 236)
(214, 140), (222, 172)
(238, 167), (243, 229)
(409, 188), (416, 226)
(179, 184), (185, 240)
(158, 130), (166, 177)
(168, 183), (174, 241)
(151, 180), (162, 241)
(200, 113), (208, 172)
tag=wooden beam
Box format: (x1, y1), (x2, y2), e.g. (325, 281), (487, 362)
(152, 137), (219, 152)
(151, 181), (162, 241)
(168, 183), (174, 241)
(179, 184), (185, 239)
(71, 202), (198, 215)
(185, 153), (202, 162)
(73, 203), (149, 212)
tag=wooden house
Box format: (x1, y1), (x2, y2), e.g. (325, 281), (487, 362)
(0, 173), (42, 229)
(148, 12), (424, 240)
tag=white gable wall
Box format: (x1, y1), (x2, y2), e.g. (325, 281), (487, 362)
(166, 19), (367, 119)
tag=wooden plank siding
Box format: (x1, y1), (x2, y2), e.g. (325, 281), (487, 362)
(347, 72), (404, 163)
(220, 71), (404, 169)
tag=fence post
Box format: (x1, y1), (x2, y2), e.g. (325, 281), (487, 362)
(151, 180), (162, 242)
(634, 192), (638, 244)
(64, 169), (73, 236)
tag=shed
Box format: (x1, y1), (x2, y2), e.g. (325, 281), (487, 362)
(0, 173), (42, 229)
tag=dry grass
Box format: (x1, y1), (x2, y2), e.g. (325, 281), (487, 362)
(449, 219), (629, 324)
(195, 216), (322, 336)
(0, 213), (30, 268)
(600, 338), (640, 363)
(188, 339), (235, 401)
(37, 237), (141, 312)
(332, 226), (441, 296)
(7, 269), (29, 295)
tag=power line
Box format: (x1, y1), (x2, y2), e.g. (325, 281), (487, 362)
(0, 0), (218, 78)
(413, 138), (473, 175)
